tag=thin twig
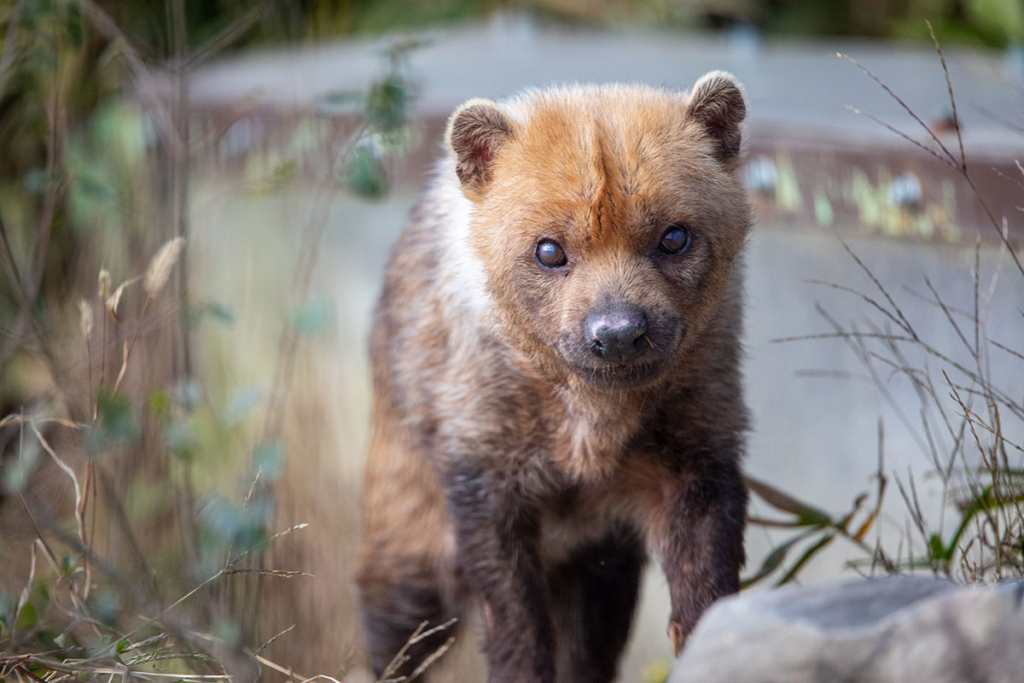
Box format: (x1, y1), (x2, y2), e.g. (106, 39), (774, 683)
(839, 238), (918, 340)
(926, 21), (966, 172)
(805, 278), (910, 335)
(253, 625), (295, 656)
(836, 51), (959, 165)
(923, 274), (974, 358)
(844, 105), (957, 168)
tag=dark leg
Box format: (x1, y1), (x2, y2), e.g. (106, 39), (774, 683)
(547, 527), (647, 683)
(358, 567), (458, 680)
(442, 460), (556, 683)
(655, 452), (746, 654)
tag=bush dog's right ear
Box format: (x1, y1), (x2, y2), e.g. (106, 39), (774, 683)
(446, 99), (514, 200)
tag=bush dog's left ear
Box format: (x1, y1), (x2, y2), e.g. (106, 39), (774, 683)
(445, 98), (514, 201)
(686, 71), (747, 170)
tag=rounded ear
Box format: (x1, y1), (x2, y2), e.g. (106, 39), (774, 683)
(686, 71), (747, 170)
(445, 99), (513, 199)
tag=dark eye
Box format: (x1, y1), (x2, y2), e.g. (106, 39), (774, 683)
(659, 224), (692, 254)
(535, 239), (567, 268)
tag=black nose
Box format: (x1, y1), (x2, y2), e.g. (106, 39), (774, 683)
(586, 307), (649, 362)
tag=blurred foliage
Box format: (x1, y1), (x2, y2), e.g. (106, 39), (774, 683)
(751, 0), (1023, 45)
(303, 0), (1024, 45)
(0, 0), (416, 679)
(0, 238), (293, 680)
(0, 0), (414, 397)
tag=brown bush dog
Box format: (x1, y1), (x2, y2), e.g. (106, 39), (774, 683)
(356, 72), (751, 683)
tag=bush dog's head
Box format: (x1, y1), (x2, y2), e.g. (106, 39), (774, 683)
(446, 74), (750, 390)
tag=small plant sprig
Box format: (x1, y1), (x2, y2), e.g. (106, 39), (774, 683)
(0, 235), (319, 683)
(102, 237), (185, 395)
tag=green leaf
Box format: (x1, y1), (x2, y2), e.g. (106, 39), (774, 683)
(375, 125), (413, 156)
(74, 169), (118, 206)
(17, 600), (38, 631)
(206, 302), (235, 323)
(97, 389), (139, 442)
(745, 475), (833, 528)
(33, 578), (49, 603)
(777, 533), (835, 585)
(366, 75), (407, 131)
(0, 591), (15, 631)
(173, 379), (204, 411)
(928, 533), (948, 561)
(253, 442), (285, 481)
(88, 590), (120, 627)
(149, 391), (170, 417)
(22, 0), (52, 25)
(345, 142), (388, 198)
(269, 160), (297, 185)
(187, 301), (235, 328)
(292, 298), (331, 337)
(797, 508), (834, 527)
(116, 638), (129, 654)
(163, 419), (197, 458)
(199, 494), (270, 552)
(223, 385), (264, 427)
(937, 484), (1024, 571)
(64, 2), (84, 48)
(741, 529), (816, 588)
(2, 438), (40, 493)
(212, 620), (242, 647)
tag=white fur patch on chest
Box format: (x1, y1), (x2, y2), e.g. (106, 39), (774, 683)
(434, 163), (493, 319)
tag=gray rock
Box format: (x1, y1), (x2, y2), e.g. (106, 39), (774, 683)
(670, 577), (1024, 683)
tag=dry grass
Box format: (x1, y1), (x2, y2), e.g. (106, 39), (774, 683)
(746, 24), (1024, 587)
(0, 2), (441, 681)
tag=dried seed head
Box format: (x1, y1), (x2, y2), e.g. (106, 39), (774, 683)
(106, 276), (139, 325)
(145, 237), (185, 294)
(98, 269), (111, 300)
(79, 299), (94, 338)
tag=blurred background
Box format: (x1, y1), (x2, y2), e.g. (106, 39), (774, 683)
(1, 1), (1022, 682)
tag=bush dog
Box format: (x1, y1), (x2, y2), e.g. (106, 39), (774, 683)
(357, 72), (751, 683)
